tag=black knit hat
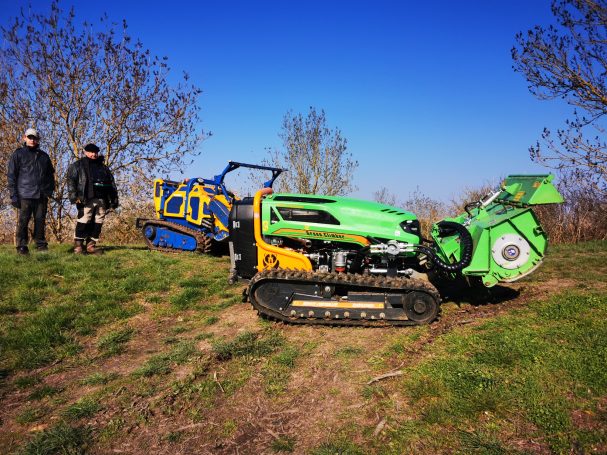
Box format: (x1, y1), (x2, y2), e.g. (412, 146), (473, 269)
(84, 143), (100, 153)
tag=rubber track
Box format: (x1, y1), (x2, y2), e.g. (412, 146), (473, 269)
(248, 269), (441, 327)
(141, 219), (212, 254)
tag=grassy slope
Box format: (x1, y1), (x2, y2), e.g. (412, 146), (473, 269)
(0, 241), (605, 454)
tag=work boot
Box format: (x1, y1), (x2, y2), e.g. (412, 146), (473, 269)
(16, 246), (29, 255)
(86, 240), (103, 255)
(74, 239), (84, 254)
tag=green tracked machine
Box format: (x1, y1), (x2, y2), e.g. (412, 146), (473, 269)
(228, 174), (563, 327)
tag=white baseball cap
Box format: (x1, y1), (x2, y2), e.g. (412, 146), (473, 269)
(24, 128), (40, 138)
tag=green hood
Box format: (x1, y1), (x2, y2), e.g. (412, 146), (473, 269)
(261, 193), (420, 246)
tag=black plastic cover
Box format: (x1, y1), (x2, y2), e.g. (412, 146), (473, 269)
(229, 198), (258, 279)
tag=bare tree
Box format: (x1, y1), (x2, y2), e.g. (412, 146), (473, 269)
(534, 175), (607, 243)
(402, 187), (447, 239)
(0, 1), (205, 241)
(266, 107), (357, 195)
(0, 71), (21, 206)
(512, 0), (607, 195)
(448, 180), (500, 214)
(372, 187), (399, 206)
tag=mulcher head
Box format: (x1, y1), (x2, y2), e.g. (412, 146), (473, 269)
(431, 174), (564, 287)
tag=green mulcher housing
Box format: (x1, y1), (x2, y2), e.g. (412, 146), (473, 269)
(229, 175), (563, 327)
(432, 174), (564, 287)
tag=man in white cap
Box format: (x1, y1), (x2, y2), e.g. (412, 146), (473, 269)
(7, 128), (56, 254)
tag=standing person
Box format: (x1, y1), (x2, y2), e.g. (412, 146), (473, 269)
(67, 143), (119, 254)
(7, 128), (56, 255)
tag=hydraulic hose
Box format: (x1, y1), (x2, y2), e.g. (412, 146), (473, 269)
(415, 221), (473, 272)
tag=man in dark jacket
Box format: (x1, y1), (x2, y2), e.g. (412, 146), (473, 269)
(67, 143), (119, 254)
(7, 128), (56, 254)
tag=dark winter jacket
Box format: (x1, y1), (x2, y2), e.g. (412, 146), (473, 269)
(67, 156), (119, 208)
(7, 146), (55, 201)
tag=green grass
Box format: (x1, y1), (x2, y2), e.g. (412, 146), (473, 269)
(98, 417), (126, 442)
(97, 326), (135, 356)
(62, 396), (102, 421)
(170, 271), (233, 309)
(203, 315), (220, 325)
(458, 429), (508, 454)
(194, 332), (214, 341)
(262, 345), (300, 395)
(1, 241), (605, 454)
(170, 287), (205, 309)
(163, 332), (291, 414)
(164, 430), (183, 443)
(176, 328), (289, 405)
(28, 385), (62, 401)
(169, 375), (220, 411)
(361, 384), (387, 401)
(383, 328), (426, 356)
(334, 345), (364, 357)
(19, 422), (91, 455)
(170, 325), (188, 334)
(271, 435), (296, 452)
(531, 240), (607, 284)
(15, 406), (46, 425)
(378, 292), (607, 453)
(212, 329), (284, 360)
(0, 245), (234, 375)
(134, 340), (198, 377)
(14, 375), (41, 389)
(311, 438), (366, 455)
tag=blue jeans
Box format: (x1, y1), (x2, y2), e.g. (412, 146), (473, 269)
(16, 197), (48, 248)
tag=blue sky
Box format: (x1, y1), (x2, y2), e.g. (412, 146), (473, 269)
(1, 1), (569, 202)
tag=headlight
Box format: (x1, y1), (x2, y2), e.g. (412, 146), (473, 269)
(400, 219), (420, 236)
